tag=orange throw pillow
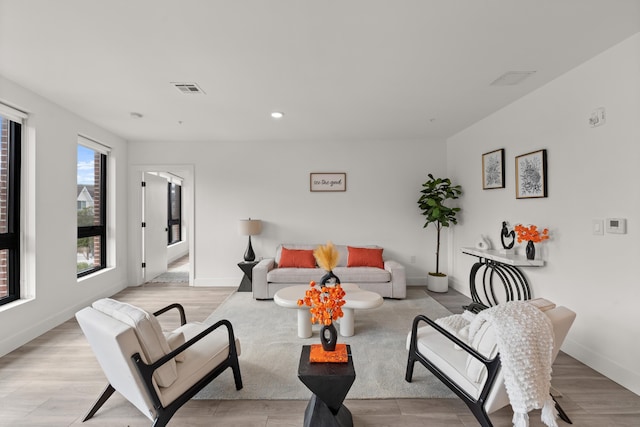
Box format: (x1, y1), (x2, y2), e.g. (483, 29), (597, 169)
(278, 248), (316, 268)
(347, 246), (384, 269)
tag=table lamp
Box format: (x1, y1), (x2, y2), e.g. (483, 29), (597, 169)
(238, 218), (262, 262)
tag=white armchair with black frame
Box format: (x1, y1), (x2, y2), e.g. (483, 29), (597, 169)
(76, 298), (242, 427)
(405, 303), (576, 427)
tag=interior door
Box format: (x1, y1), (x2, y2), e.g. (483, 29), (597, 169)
(143, 172), (168, 282)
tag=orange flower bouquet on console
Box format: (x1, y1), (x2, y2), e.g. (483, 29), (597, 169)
(514, 224), (549, 260)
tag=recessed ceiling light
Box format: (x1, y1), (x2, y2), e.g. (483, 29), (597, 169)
(490, 71), (536, 86)
(271, 112), (284, 119)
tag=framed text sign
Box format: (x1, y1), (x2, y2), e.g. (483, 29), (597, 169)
(310, 173), (347, 192)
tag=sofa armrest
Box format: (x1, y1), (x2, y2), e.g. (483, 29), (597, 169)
(252, 258), (275, 299)
(384, 260), (406, 299)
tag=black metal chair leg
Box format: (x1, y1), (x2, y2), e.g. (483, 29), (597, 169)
(151, 411), (172, 427)
(232, 362), (243, 390)
(83, 383), (115, 422)
(551, 395), (572, 424)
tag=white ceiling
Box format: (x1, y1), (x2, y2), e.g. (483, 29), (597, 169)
(1, 0), (639, 142)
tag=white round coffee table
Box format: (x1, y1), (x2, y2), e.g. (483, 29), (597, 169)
(273, 283), (383, 338)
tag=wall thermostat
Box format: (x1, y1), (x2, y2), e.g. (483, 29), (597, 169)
(606, 218), (626, 234)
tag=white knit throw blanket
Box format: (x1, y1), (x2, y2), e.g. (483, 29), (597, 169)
(469, 302), (558, 427)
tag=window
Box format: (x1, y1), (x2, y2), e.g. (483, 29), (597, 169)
(168, 182), (181, 245)
(0, 108), (22, 306)
(77, 137), (107, 277)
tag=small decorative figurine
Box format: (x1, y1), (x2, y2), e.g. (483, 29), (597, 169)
(500, 221), (515, 250)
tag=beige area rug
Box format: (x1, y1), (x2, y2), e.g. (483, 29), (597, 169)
(194, 287), (455, 400)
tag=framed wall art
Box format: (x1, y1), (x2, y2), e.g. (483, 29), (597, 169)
(482, 148), (505, 189)
(310, 173), (347, 192)
(515, 149), (547, 199)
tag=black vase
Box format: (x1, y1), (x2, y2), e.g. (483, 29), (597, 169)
(526, 240), (535, 260)
(320, 323), (338, 351)
(320, 270), (341, 286)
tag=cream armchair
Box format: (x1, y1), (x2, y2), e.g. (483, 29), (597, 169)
(76, 298), (242, 426)
(405, 304), (576, 427)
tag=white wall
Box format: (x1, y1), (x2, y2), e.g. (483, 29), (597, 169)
(0, 76), (130, 357)
(128, 139), (447, 287)
(447, 33), (640, 394)
(168, 241), (188, 264)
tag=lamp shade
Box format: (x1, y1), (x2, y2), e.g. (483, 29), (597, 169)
(238, 219), (262, 236)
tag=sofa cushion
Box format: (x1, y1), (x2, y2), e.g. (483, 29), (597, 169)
(407, 325), (482, 400)
(278, 248), (316, 268)
(347, 246), (384, 268)
(159, 322), (241, 407)
(92, 298), (178, 387)
(333, 266), (391, 283)
(268, 268), (326, 284)
(465, 321), (498, 383)
(164, 331), (186, 362)
(275, 244), (350, 267)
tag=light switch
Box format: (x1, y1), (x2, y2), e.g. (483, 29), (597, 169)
(592, 219), (604, 235)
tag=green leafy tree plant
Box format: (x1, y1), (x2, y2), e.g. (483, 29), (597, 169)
(418, 174), (462, 276)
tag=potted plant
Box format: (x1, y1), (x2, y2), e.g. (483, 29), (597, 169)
(418, 174), (462, 292)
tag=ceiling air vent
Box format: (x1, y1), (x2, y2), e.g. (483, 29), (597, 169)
(490, 71), (536, 86)
(171, 82), (206, 94)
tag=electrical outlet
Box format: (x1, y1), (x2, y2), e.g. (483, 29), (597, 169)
(410, 255), (416, 264)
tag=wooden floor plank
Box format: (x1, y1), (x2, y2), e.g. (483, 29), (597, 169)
(1, 260), (639, 426)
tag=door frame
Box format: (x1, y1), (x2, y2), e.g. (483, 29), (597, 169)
(128, 164), (194, 286)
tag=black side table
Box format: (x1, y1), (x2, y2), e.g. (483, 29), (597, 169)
(298, 345), (355, 427)
(237, 261), (258, 292)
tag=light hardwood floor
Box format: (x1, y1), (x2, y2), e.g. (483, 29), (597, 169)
(1, 264), (639, 426)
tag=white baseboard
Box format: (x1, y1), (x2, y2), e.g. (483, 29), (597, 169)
(0, 282), (125, 358)
(193, 277), (240, 287)
(562, 338), (640, 396)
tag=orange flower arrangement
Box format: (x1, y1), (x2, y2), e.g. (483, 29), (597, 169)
(297, 280), (346, 326)
(514, 224), (549, 243)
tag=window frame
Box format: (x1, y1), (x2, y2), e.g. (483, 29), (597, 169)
(167, 182), (182, 245)
(77, 139), (108, 278)
(0, 113), (22, 306)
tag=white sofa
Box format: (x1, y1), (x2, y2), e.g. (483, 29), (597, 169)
(252, 243), (406, 300)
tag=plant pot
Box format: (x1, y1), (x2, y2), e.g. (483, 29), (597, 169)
(427, 273), (448, 293)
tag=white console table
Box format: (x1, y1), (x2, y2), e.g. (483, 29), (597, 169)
(461, 247), (544, 309)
